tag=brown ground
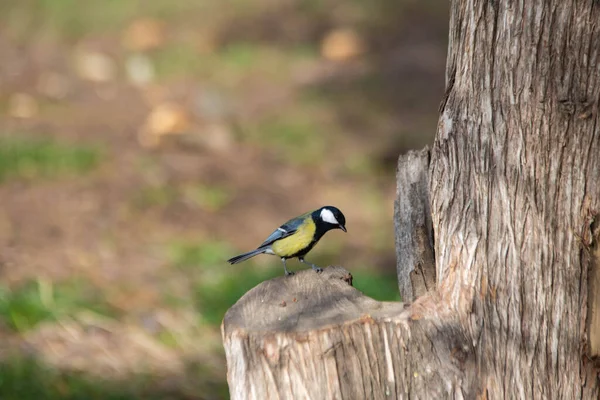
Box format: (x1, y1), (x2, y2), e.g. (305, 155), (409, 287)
(0, 1), (448, 397)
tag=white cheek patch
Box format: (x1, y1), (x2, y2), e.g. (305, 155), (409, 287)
(320, 208), (339, 225)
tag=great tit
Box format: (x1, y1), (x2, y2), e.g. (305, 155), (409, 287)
(227, 206), (347, 276)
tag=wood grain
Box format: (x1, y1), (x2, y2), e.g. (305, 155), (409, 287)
(222, 267), (473, 399)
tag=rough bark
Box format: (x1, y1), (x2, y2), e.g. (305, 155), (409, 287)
(430, 0), (600, 397)
(395, 148), (436, 302)
(222, 1), (600, 398)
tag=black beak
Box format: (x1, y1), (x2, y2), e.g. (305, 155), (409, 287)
(339, 224), (347, 232)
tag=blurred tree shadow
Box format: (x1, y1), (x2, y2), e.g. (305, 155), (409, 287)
(326, 1), (449, 165)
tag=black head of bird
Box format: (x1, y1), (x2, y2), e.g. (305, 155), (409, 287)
(317, 206), (346, 233)
(227, 205), (347, 276)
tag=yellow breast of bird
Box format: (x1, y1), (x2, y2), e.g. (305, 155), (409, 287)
(271, 218), (316, 258)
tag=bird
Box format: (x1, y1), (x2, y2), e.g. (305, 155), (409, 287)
(227, 206), (347, 276)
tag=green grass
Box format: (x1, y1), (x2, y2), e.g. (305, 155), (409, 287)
(220, 43), (262, 69)
(0, 279), (118, 332)
(0, 356), (229, 400)
(151, 43), (205, 79)
(352, 270), (401, 302)
(217, 43), (317, 76)
(2, 0), (134, 41)
(0, 357), (134, 400)
(249, 114), (329, 165)
(133, 183), (231, 212)
(0, 137), (101, 183)
(151, 41), (318, 84)
(1, 0), (204, 41)
(132, 185), (178, 209)
(193, 264), (400, 326)
(342, 154), (379, 177)
(182, 184), (232, 212)
(166, 240), (278, 325)
(194, 267), (280, 326)
(168, 240), (233, 270)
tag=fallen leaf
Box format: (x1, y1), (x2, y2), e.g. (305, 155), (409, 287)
(321, 28), (365, 62)
(73, 50), (116, 82)
(8, 93), (38, 119)
(139, 102), (192, 148)
(125, 53), (155, 85)
(122, 18), (166, 52)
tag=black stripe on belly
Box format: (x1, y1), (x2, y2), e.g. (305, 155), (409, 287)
(287, 238), (318, 258)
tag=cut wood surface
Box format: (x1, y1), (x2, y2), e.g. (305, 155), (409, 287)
(222, 266), (403, 334)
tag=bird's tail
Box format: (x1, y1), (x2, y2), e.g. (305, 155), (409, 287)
(227, 248), (266, 264)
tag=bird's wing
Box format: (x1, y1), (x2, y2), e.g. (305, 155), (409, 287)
(257, 211), (313, 248)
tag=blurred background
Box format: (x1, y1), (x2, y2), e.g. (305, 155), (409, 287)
(0, 0), (447, 398)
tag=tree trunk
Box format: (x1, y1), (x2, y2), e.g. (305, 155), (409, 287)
(431, 0), (600, 397)
(222, 1), (600, 398)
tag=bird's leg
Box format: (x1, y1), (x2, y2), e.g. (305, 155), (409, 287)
(299, 257), (322, 273)
(281, 258), (294, 276)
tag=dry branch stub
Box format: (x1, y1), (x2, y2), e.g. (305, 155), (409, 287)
(395, 147), (435, 302)
(222, 266), (474, 400)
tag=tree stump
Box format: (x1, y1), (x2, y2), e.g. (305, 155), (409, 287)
(222, 267), (472, 399)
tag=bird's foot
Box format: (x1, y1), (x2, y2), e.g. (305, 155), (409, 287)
(285, 270), (295, 276)
(299, 258), (323, 273)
